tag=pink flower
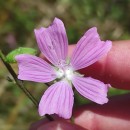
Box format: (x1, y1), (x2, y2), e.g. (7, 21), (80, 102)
(15, 18), (112, 119)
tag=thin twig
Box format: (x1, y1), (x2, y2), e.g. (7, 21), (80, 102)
(0, 50), (54, 121)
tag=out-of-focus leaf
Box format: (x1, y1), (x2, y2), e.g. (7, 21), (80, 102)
(6, 47), (37, 63)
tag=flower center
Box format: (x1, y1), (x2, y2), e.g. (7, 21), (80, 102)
(65, 68), (74, 80)
(56, 69), (64, 78)
(56, 67), (74, 81)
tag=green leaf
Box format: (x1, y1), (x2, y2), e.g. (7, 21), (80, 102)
(6, 47), (37, 63)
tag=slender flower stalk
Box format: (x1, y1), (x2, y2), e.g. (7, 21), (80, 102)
(0, 50), (54, 121)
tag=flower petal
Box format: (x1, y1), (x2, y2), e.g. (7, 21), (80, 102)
(34, 18), (68, 67)
(15, 54), (56, 83)
(72, 76), (109, 104)
(70, 27), (112, 70)
(38, 81), (74, 119)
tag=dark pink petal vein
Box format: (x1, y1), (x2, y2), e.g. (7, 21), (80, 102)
(70, 27), (112, 70)
(34, 18), (68, 67)
(72, 76), (109, 104)
(38, 81), (74, 119)
(15, 54), (56, 83)
(15, 18), (112, 119)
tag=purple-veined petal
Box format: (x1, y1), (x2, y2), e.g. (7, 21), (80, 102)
(38, 80), (74, 119)
(70, 27), (112, 70)
(72, 76), (109, 104)
(15, 54), (56, 83)
(34, 18), (68, 67)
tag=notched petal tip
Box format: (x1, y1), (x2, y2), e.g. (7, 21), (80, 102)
(105, 40), (112, 49)
(107, 84), (112, 88)
(84, 27), (99, 38)
(53, 17), (63, 24)
(95, 96), (109, 105)
(87, 27), (97, 31)
(34, 27), (44, 35)
(15, 54), (27, 61)
(38, 108), (44, 117)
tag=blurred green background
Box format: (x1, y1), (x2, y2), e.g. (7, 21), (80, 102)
(0, 0), (130, 129)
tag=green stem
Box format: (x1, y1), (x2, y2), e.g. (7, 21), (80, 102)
(0, 50), (54, 121)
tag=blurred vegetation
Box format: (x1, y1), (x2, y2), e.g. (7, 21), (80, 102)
(0, 0), (130, 129)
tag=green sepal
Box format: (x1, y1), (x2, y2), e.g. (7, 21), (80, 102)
(6, 47), (37, 63)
